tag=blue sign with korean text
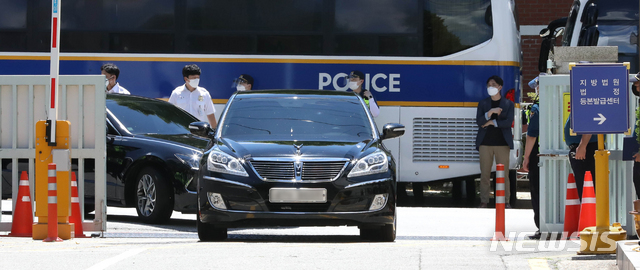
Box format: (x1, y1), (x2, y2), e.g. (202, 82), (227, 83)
(570, 63), (630, 134)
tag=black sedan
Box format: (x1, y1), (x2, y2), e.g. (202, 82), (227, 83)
(193, 90), (404, 242)
(3, 94), (209, 224)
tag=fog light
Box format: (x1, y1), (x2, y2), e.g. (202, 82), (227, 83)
(207, 192), (227, 210)
(369, 194), (388, 211)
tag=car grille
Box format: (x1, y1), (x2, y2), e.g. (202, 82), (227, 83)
(250, 161), (295, 180)
(250, 160), (347, 182)
(413, 117), (479, 162)
(302, 161), (347, 181)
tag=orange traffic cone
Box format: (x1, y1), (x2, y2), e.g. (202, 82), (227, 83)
(69, 172), (87, 238)
(9, 171), (33, 237)
(577, 171), (596, 233)
(563, 173), (580, 238)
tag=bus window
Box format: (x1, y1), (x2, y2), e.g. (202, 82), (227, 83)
(423, 0), (493, 57)
(334, 0), (419, 34)
(0, 1), (26, 29)
(186, 0), (323, 32)
(562, 1), (581, 46)
(597, 23), (639, 72)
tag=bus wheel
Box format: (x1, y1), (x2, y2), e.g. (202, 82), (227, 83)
(412, 182), (424, 200)
(397, 182), (409, 203)
(452, 178), (476, 206)
(465, 178), (477, 204)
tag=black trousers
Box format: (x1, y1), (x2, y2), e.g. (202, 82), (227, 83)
(633, 161), (640, 199)
(568, 142), (598, 199)
(528, 139), (540, 230)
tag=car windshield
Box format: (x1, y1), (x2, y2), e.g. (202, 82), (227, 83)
(220, 96), (373, 141)
(107, 97), (198, 135)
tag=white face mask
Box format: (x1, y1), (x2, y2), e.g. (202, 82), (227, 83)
(236, 85), (246, 91)
(348, 81), (359, 90)
(487, 86), (499, 96)
(188, 78), (200, 88)
(105, 79), (109, 88)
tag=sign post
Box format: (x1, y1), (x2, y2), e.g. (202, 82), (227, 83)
(570, 63), (630, 254)
(33, 0), (74, 240)
(48, 0), (60, 146)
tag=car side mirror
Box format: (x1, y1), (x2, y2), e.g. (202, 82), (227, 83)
(381, 123), (405, 140)
(189, 122), (214, 138)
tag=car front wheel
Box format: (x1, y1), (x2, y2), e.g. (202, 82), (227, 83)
(135, 167), (173, 224)
(197, 214), (227, 241)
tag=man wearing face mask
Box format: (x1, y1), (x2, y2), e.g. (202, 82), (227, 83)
(475, 75), (514, 208)
(168, 64), (217, 127)
(348, 70), (379, 117)
(101, 63), (130, 95)
(233, 74), (253, 91)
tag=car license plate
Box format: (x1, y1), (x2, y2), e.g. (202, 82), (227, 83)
(269, 188), (327, 203)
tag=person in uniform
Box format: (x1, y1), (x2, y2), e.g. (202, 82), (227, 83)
(168, 64), (217, 127)
(564, 116), (598, 199)
(475, 75), (514, 208)
(630, 73), (640, 198)
(234, 74), (254, 91)
(101, 63), (130, 95)
(523, 76), (541, 239)
(347, 70), (380, 117)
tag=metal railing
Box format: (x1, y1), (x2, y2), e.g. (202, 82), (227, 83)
(538, 74), (635, 233)
(0, 75), (106, 233)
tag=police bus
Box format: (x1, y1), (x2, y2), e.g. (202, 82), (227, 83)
(539, 0), (638, 73)
(0, 0), (522, 203)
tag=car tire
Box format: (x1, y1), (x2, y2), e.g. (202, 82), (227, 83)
(369, 213), (396, 242)
(197, 214), (227, 241)
(359, 227), (376, 240)
(135, 167), (173, 224)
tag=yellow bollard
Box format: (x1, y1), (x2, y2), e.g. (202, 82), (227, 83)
(32, 120), (74, 240)
(578, 134), (626, 254)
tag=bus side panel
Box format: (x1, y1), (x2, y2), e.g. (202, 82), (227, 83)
(398, 106), (481, 183)
(0, 58), (518, 104)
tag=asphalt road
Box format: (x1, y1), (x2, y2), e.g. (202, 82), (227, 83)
(0, 200), (619, 270)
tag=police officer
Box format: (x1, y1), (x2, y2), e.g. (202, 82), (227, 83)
(101, 63), (130, 95)
(564, 116), (598, 199)
(168, 64), (217, 126)
(348, 70), (379, 117)
(523, 76), (541, 239)
(234, 74), (253, 91)
(630, 73), (640, 199)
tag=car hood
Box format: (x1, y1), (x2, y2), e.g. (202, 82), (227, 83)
(219, 138), (372, 160)
(140, 134), (209, 150)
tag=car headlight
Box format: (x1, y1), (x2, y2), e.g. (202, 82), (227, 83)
(207, 150), (249, 177)
(175, 153), (201, 170)
(347, 150), (388, 178)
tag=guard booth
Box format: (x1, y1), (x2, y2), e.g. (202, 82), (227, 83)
(538, 74), (636, 233)
(0, 75), (106, 234)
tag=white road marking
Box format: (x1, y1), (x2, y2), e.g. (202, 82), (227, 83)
(87, 248), (147, 270)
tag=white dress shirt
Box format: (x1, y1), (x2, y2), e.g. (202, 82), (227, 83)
(107, 83), (130, 95)
(168, 84), (216, 122)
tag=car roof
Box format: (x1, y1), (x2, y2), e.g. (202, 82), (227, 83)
(106, 93), (168, 103)
(233, 89), (360, 99)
